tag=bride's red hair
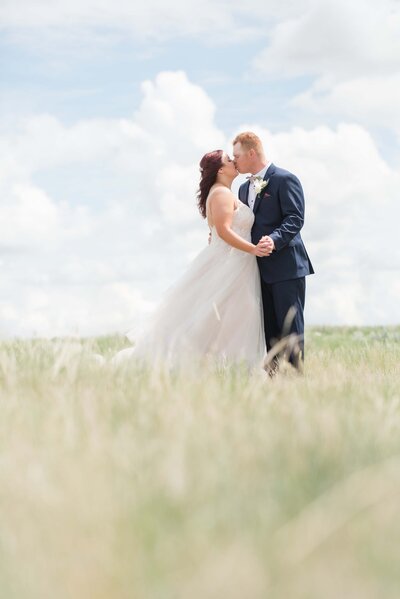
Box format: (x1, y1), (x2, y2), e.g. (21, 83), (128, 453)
(197, 150), (223, 218)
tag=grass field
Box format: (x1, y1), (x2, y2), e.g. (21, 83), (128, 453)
(0, 327), (399, 599)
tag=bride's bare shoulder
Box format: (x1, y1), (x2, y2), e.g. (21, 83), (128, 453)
(207, 185), (236, 207)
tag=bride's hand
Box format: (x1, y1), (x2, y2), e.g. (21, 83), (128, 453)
(253, 244), (271, 257)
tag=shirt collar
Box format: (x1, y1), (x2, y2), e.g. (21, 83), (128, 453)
(254, 162), (271, 179)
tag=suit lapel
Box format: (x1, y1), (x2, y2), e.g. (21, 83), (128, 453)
(264, 162), (275, 180)
(253, 163), (275, 214)
(240, 180), (251, 206)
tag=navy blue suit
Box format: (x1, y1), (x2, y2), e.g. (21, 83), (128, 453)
(238, 163), (314, 366)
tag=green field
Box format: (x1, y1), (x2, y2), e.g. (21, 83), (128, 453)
(0, 327), (399, 599)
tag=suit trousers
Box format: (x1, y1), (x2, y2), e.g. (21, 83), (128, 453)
(260, 276), (306, 367)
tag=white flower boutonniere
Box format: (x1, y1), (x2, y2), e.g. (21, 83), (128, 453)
(253, 177), (270, 196)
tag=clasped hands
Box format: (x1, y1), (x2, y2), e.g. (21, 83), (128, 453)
(207, 231), (274, 257)
(254, 235), (274, 257)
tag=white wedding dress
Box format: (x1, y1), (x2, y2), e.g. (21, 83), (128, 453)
(114, 200), (265, 369)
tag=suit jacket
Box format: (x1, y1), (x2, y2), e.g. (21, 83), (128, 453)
(239, 163), (314, 284)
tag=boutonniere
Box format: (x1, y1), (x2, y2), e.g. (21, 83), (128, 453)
(254, 177), (270, 196)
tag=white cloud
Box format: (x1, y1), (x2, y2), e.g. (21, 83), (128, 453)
(0, 0), (260, 43)
(0, 69), (399, 338)
(1, 0), (399, 334)
(0, 70), (225, 337)
(0, 182), (93, 249)
(0, 0), (337, 48)
(0, 114), (136, 176)
(0, 280), (155, 338)
(291, 75), (400, 135)
(157, 164), (201, 224)
(253, 0), (400, 80)
(251, 0), (400, 137)
(135, 72), (224, 157)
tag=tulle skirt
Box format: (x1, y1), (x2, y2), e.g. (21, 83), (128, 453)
(114, 238), (266, 370)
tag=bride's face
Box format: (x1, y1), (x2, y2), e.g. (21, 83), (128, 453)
(220, 153), (238, 177)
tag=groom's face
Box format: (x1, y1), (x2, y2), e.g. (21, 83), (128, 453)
(233, 142), (251, 174)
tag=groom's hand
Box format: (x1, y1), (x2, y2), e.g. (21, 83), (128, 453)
(257, 236), (274, 256)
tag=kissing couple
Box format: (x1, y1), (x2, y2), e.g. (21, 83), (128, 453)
(115, 131), (314, 373)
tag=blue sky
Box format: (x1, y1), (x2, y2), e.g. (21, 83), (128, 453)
(0, 0), (399, 336)
(0, 33), (315, 132)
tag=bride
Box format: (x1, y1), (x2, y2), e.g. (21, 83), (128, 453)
(113, 150), (271, 368)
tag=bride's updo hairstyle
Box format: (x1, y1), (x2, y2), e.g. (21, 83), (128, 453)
(197, 149), (224, 218)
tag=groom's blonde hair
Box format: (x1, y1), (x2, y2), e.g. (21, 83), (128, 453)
(232, 132), (264, 156)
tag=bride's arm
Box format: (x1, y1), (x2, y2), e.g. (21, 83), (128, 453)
(210, 190), (268, 257)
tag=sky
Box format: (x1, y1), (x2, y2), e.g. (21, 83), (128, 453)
(0, 0), (399, 338)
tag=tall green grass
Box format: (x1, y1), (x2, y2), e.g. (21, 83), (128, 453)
(0, 327), (399, 598)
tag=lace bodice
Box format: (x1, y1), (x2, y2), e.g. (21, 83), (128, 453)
(207, 200), (254, 246)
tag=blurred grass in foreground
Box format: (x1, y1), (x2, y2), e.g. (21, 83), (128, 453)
(0, 326), (399, 599)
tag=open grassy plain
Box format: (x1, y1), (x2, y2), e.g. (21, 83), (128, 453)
(0, 327), (399, 598)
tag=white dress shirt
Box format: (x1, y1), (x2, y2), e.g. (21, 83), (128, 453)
(248, 162), (271, 211)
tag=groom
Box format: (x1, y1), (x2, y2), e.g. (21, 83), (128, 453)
(233, 132), (314, 370)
